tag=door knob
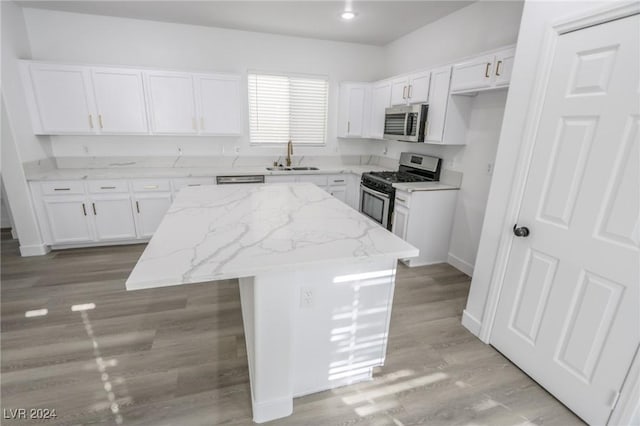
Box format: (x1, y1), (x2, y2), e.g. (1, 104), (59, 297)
(513, 224), (530, 237)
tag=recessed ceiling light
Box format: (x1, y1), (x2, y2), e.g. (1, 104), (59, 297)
(341, 11), (356, 20)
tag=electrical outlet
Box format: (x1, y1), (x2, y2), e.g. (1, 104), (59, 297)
(300, 287), (314, 308)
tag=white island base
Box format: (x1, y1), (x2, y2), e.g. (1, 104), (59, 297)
(125, 183), (417, 423)
(239, 257), (398, 423)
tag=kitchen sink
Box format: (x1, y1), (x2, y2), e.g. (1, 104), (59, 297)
(266, 166), (319, 171)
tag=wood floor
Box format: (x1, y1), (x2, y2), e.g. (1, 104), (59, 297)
(1, 231), (583, 425)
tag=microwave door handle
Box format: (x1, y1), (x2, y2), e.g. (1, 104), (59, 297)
(403, 113), (409, 137)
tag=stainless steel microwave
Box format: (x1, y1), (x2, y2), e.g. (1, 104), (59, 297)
(383, 104), (428, 142)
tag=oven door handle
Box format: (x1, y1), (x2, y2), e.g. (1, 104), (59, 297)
(360, 184), (391, 199)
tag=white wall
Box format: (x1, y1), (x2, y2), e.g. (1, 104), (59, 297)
(464, 0), (617, 333)
(1, 1), (51, 162)
(21, 7), (387, 158)
(1, 1), (48, 255)
(384, 0), (524, 76)
(377, 0), (523, 273)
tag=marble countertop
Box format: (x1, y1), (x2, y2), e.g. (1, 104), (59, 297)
(126, 183), (419, 290)
(392, 181), (460, 192)
(25, 165), (390, 181)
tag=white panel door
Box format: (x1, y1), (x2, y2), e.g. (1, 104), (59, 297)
(407, 71), (430, 104)
(391, 204), (408, 240)
(494, 48), (516, 88)
(144, 71), (197, 134)
(450, 54), (494, 93)
(346, 86), (366, 137)
(91, 68), (149, 134)
(328, 187), (347, 204)
(425, 66), (452, 143)
(133, 193), (172, 238)
(43, 196), (93, 244)
(491, 15), (639, 426)
(390, 77), (408, 106)
(370, 81), (391, 139)
(91, 194), (137, 241)
(195, 74), (242, 135)
(29, 64), (97, 134)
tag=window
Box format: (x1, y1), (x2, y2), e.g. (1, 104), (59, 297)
(248, 72), (328, 145)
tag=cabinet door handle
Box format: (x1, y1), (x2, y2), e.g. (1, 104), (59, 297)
(402, 86), (407, 99)
(143, 185), (159, 189)
(136, 201), (140, 214)
(347, 121), (350, 133)
(82, 203), (87, 216)
(408, 85), (413, 99)
(100, 186), (116, 190)
(98, 114), (104, 129)
(396, 197), (406, 203)
(54, 188), (70, 191)
(333, 179), (345, 183)
(92, 202), (97, 215)
(89, 115), (94, 129)
(496, 60), (503, 76)
(187, 184), (201, 187)
(485, 63), (491, 78)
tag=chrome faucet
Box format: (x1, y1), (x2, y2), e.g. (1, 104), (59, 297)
(286, 140), (293, 167)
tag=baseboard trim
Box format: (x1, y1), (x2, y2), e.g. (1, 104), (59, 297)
(251, 395), (293, 423)
(447, 252), (474, 276)
(462, 309), (482, 337)
(19, 243), (50, 257)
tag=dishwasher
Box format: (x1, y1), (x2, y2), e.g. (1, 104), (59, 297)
(216, 175), (265, 185)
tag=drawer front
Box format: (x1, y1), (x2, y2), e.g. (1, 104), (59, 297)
(87, 180), (129, 194)
(172, 177), (216, 192)
(41, 181), (85, 195)
(131, 179), (171, 192)
(298, 175), (327, 187)
(394, 191), (411, 208)
(327, 175), (347, 186)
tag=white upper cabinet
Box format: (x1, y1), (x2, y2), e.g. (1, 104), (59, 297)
(21, 61), (243, 136)
(450, 47), (516, 94)
(194, 74), (242, 135)
(337, 83), (371, 138)
(406, 71), (430, 104)
(390, 77), (408, 106)
(425, 66), (452, 143)
(494, 47), (516, 88)
(370, 80), (392, 139)
(144, 71), (198, 134)
(91, 67), (149, 134)
(25, 63), (96, 134)
(390, 71), (430, 106)
(450, 54), (495, 93)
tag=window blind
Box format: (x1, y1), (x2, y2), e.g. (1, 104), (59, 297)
(248, 73), (328, 145)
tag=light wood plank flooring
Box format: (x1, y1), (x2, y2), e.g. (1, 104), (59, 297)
(1, 231), (583, 425)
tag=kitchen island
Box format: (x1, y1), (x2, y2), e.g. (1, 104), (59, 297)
(126, 182), (418, 423)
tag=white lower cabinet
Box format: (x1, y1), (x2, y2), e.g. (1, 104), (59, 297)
(132, 193), (172, 238)
(31, 173), (362, 248)
(43, 195), (93, 244)
(91, 194), (137, 241)
(391, 189), (458, 267)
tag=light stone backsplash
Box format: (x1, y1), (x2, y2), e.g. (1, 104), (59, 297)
(44, 155), (389, 170)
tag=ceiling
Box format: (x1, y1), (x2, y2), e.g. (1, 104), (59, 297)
(17, 1), (475, 45)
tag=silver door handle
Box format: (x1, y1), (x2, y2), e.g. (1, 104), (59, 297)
(360, 184), (390, 199)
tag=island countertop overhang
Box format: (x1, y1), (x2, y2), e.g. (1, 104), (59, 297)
(126, 182), (418, 290)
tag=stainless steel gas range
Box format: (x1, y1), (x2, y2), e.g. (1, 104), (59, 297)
(360, 152), (442, 230)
